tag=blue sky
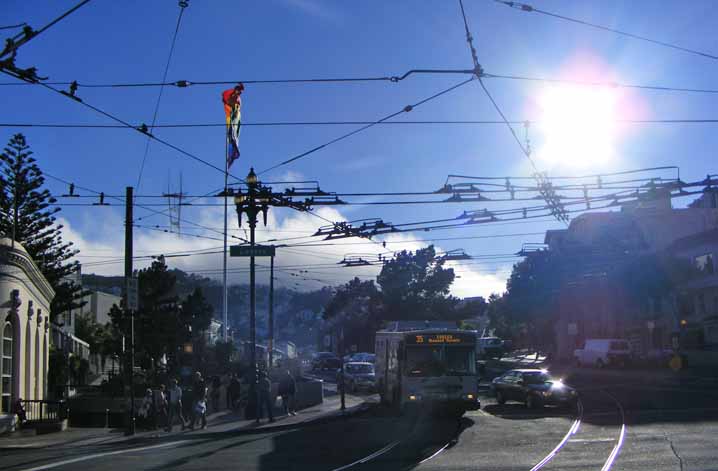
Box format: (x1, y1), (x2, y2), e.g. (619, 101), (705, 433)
(2, 0), (717, 296)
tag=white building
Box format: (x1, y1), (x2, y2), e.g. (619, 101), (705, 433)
(0, 238), (54, 426)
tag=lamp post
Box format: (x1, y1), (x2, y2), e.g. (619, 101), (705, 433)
(233, 168), (270, 420)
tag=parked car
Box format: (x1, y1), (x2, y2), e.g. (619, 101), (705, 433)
(311, 352), (340, 371)
(350, 352), (376, 363)
(477, 337), (504, 359)
(574, 339), (632, 368)
(492, 369), (578, 409)
(337, 362), (376, 393)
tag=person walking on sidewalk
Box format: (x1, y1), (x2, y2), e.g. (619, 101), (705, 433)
(257, 370), (275, 423)
(189, 372), (208, 430)
(228, 374), (241, 412)
(278, 370), (297, 416)
(211, 375), (222, 413)
(166, 379), (186, 432)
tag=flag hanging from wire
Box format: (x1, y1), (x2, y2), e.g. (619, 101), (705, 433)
(222, 83), (244, 169)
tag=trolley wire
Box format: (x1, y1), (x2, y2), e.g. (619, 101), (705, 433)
(135, 1), (188, 195)
(5, 117), (718, 129)
(257, 77), (475, 175)
(493, 0), (718, 61)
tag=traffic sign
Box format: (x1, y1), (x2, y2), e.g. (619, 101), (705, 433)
(127, 277), (139, 311)
(230, 245), (276, 257)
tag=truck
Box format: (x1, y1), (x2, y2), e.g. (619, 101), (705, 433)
(574, 338), (632, 368)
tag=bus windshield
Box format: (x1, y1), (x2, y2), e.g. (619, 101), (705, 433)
(406, 346), (476, 377)
(446, 347), (476, 375)
(406, 346), (444, 376)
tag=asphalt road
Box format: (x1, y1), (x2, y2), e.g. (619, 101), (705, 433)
(4, 369), (718, 471)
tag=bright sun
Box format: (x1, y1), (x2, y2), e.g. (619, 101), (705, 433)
(536, 85), (620, 167)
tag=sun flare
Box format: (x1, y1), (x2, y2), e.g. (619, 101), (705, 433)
(536, 85), (620, 167)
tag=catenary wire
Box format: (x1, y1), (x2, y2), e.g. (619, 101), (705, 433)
(492, 0), (718, 61)
(257, 77), (475, 175)
(135, 1), (188, 195)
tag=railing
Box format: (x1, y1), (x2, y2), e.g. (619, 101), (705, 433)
(19, 399), (68, 422)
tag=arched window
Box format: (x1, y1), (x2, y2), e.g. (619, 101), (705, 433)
(1, 322), (14, 413)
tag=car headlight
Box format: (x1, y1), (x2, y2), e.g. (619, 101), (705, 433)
(465, 393), (476, 400)
(408, 394), (421, 401)
(541, 391), (552, 398)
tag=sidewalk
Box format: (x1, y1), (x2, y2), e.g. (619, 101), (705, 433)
(0, 394), (370, 450)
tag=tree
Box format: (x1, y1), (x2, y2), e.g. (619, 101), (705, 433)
(323, 278), (381, 351)
(180, 287), (213, 342)
(376, 245), (457, 320)
(0, 133), (85, 319)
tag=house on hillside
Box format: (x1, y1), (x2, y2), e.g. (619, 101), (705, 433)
(0, 238), (54, 432)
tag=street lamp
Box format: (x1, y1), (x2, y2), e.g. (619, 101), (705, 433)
(233, 168), (271, 421)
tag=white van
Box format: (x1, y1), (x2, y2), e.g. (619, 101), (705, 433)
(477, 337), (504, 359)
(574, 339), (632, 368)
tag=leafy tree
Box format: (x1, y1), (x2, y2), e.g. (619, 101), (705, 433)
(0, 133), (85, 319)
(323, 277), (381, 352)
(376, 245), (457, 320)
(180, 287), (213, 342)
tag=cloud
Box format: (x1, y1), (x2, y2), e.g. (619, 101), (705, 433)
(61, 203), (509, 299)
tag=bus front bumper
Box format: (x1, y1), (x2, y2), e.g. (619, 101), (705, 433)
(406, 394), (481, 410)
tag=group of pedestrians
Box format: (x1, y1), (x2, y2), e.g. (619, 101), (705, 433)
(135, 368), (298, 431)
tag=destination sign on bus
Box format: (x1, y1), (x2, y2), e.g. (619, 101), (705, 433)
(407, 333), (473, 345)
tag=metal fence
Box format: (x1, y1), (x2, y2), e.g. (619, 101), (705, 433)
(20, 399), (68, 422)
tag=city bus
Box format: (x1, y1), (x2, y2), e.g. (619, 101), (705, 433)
(375, 328), (480, 414)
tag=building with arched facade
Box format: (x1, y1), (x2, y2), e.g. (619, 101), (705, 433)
(0, 238), (55, 429)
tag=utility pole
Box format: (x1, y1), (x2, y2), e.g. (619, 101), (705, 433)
(124, 186), (135, 436)
(223, 139), (229, 341)
(339, 327), (346, 412)
(268, 254), (274, 369)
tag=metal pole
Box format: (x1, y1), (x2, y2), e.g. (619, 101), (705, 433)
(249, 200), (258, 421)
(223, 137), (229, 341)
(340, 327), (345, 411)
(268, 254), (274, 369)
(124, 186), (135, 435)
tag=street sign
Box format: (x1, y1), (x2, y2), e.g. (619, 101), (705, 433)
(567, 323), (578, 336)
(230, 245), (276, 257)
(127, 277), (139, 311)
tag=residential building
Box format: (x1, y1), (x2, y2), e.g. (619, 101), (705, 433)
(541, 195), (718, 360)
(0, 238), (54, 430)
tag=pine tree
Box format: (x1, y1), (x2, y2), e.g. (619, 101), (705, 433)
(0, 133), (85, 319)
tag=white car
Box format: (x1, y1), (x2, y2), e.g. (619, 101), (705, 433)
(574, 339), (632, 368)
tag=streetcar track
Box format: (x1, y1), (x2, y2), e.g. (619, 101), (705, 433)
(529, 399), (583, 471)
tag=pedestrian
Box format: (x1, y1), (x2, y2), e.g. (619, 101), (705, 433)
(166, 379), (186, 432)
(228, 374), (242, 412)
(278, 370), (297, 416)
(154, 384), (168, 430)
(189, 371), (208, 430)
(13, 398), (27, 426)
(137, 388), (154, 429)
(211, 375), (221, 413)
(257, 370), (275, 423)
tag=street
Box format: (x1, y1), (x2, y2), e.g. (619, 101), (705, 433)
(3, 369), (718, 471)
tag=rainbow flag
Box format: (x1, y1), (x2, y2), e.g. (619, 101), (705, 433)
(222, 83), (244, 169)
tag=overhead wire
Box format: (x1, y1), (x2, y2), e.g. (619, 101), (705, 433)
(1, 0), (92, 56)
(492, 0), (718, 61)
(0, 72), (246, 183)
(135, 0), (188, 195)
(257, 77), (476, 175)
